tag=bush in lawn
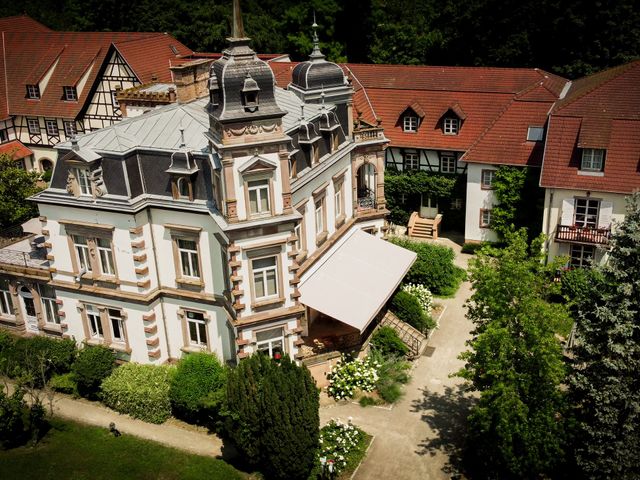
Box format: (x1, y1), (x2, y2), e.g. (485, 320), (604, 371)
(390, 237), (466, 296)
(170, 352), (227, 425)
(225, 354), (319, 480)
(315, 419), (367, 477)
(401, 283), (433, 312)
(72, 345), (115, 399)
(327, 355), (379, 400)
(49, 373), (78, 396)
(370, 327), (408, 358)
(0, 388), (48, 449)
(101, 363), (174, 424)
(390, 290), (435, 333)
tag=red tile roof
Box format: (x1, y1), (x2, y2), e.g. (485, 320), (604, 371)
(541, 61), (640, 194)
(0, 15), (51, 33)
(0, 19), (192, 120)
(0, 140), (34, 160)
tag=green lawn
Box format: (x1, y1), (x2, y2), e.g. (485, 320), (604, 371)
(0, 418), (244, 480)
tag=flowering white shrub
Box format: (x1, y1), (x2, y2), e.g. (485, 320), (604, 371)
(327, 355), (380, 400)
(402, 283), (433, 312)
(318, 418), (365, 475)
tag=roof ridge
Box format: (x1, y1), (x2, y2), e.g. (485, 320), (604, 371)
(344, 65), (378, 121)
(460, 97), (516, 162)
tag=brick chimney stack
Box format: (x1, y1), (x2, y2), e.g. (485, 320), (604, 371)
(169, 59), (214, 103)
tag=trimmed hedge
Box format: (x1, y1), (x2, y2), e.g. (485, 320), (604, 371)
(72, 345), (116, 399)
(389, 237), (465, 296)
(101, 363), (175, 424)
(170, 352), (227, 425)
(370, 326), (408, 358)
(390, 290), (435, 333)
(49, 373), (78, 396)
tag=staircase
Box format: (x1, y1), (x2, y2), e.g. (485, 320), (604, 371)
(379, 311), (429, 359)
(407, 212), (442, 240)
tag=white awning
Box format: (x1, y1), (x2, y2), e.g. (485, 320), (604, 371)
(299, 229), (417, 332)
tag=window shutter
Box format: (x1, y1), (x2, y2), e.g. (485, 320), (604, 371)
(598, 201), (613, 229)
(560, 198), (574, 226)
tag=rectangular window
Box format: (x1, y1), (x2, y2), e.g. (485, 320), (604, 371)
(574, 198), (600, 228)
(404, 152), (419, 170)
(252, 256), (278, 300)
(570, 244), (595, 268)
(0, 130), (7, 143)
(97, 238), (115, 276)
(108, 309), (125, 343)
(331, 131), (339, 152)
(294, 220), (305, 253)
(256, 327), (285, 359)
(248, 179), (270, 216)
(186, 310), (207, 346)
(111, 91), (119, 107)
(39, 284), (59, 325)
(403, 115), (418, 132)
(315, 198), (325, 234)
(73, 167), (91, 195)
(334, 184), (343, 218)
(73, 235), (93, 273)
(440, 153), (457, 173)
(481, 169), (496, 189)
(27, 118), (40, 135)
(480, 209), (492, 228)
(451, 198), (463, 210)
(527, 126), (545, 142)
(312, 143), (320, 164)
(63, 86), (77, 101)
(581, 149), (605, 171)
(26, 84), (40, 99)
(177, 238), (200, 278)
(0, 278), (12, 316)
(63, 121), (76, 137)
(443, 117), (459, 135)
(86, 305), (103, 339)
(45, 119), (59, 136)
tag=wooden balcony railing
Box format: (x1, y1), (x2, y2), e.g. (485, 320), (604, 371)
(555, 224), (611, 245)
(353, 127), (384, 143)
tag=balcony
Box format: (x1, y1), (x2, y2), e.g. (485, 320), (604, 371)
(555, 224), (611, 245)
(353, 126), (384, 143)
(356, 187), (377, 211)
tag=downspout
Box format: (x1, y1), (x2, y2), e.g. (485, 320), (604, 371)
(146, 208), (172, 360)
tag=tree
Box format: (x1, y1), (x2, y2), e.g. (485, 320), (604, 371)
(225, 354), (319, 480)
(0, 154), (42, 228)
(458, 229), (570, 477)
(568, 192), (640, 479)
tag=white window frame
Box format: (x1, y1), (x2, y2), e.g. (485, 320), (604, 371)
(86, 304), (103, 339)
(315, 197), (325, 234)
(97, 238), (115, 276)
(480, 209), (492, 228)
(45, 119), (59, 136)
(570, 244), (595, 268)
(26, 84), (40, 99)
(0, 278), (13, 316)
(73, 167), (91, 196)
(108, 308), (126, 343)
(177, 238), (200, 279)
(574, 198), (600, 228)
(443, 117), (459, 135)
(252, 255), (279, 300)
(27, 118), (40, 135)
(403, 115), (418, 132)
(294, 221), (304, 252)
(256, 327), (285, 358)
(334, 185), (343, 218)
(247, 179), (271, 216)
(481, 170), (496, 189)
(39, 284), (59, 325)
(63, 121), (76, 137)
(63, 86), (77, 101)
(186, 310), (207, 347)
(440, 153), (457, 173)
(581, 148), (605, 171)
(404, 152), (419, 170)
(111, 91), (119, 108)
(73, 235), (93, 273)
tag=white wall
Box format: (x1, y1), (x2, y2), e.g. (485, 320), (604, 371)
(464, 162), (499, 243)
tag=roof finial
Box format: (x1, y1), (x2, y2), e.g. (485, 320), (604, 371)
(309, 12), (325, 61)
(232, 0), (245, 39)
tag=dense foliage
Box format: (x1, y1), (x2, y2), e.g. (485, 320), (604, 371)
(0, 154), (42, 228)
(169, 352), (227, 425)
(314, 419), (367, 478)
(370, 349), (411, 404)
(5, 0), (637, 77)
(401, 283), (433, 312)
(390, 290), (433, 333)
(225, 354), (319, 480)
(370, 326), (408, 358)
(390, 237), (465, 296)
(568, 192), (640, 479)
(101, 363), (175, 424)
(0, 388), (47, 449)
(326, 355), (379, 400)
(457, 229), (570, 478)
(72, 345), (115, 399)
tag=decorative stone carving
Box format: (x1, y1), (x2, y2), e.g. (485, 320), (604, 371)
(66, 171), (76, 194)
(224, 122), (278, 138)
(91, 167), (107, 197)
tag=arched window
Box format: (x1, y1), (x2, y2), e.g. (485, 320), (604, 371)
(177, 177), (191, 199)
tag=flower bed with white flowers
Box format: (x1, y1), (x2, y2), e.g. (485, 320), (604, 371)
(401, 283), (433, 312)
(326, 355), (380, 400)
(316, 418), (370, 478)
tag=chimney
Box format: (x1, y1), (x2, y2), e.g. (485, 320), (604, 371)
(169, 59), (214, 103)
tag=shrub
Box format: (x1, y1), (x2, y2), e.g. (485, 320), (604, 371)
(49, 373), (78, 396)
(370, 327), (408, 358)
(170, 352), (227, 425)
(101, 363), (174, 424)
(370, 350), (411, 404)
(401, 283), (433, 312)
(315, 419), (367, 478)
(358, 396), (379, 407)
(389, 237), (466, 296)
(377, 382), (403, 403)
(327, 355), (379, 400)
(225, 354), (319, 480)
(72, 345), (115, 399)
(390, 290), (435, 333)
(0, 388), (48, 449)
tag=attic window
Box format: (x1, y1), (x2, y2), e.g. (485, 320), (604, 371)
(527, 126), (544, 142)
(242, 74), (260, 113)
(581, 148), (605, 172)
(403, 115), (418, 132)
(170, 45), (179, 55)
(26, 84), (40, 100)
(443, 118), (459, 135)
(63, 86), (78, 102)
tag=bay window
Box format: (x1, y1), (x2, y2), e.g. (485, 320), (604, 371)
(186, 310), (207, 347)
(248, 179), (270, 216)
(177, 238), (200, 279)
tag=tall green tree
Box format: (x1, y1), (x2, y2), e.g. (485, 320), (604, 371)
(568, 192), (640, 479)
(0, 154), (42, 228)
(458, 229), (570, 477)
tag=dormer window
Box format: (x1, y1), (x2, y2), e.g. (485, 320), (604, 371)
(242, 73), (260, 113)
(73, 167), (92, 196)
(581, 148), (605, 172)
(403, 115), (418, 132)
(63, 86), (77, 102)
(176, 177), (193, 200)
(443, 117), (459, 135)
(26, 84), (40, 100)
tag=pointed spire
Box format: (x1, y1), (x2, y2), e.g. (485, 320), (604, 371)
(232, 0), (246, 39)
(309, 12), (325, 62)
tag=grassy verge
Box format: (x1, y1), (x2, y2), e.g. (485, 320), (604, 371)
(0, 418), (244, 480)
(338, 433), (373, 479)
